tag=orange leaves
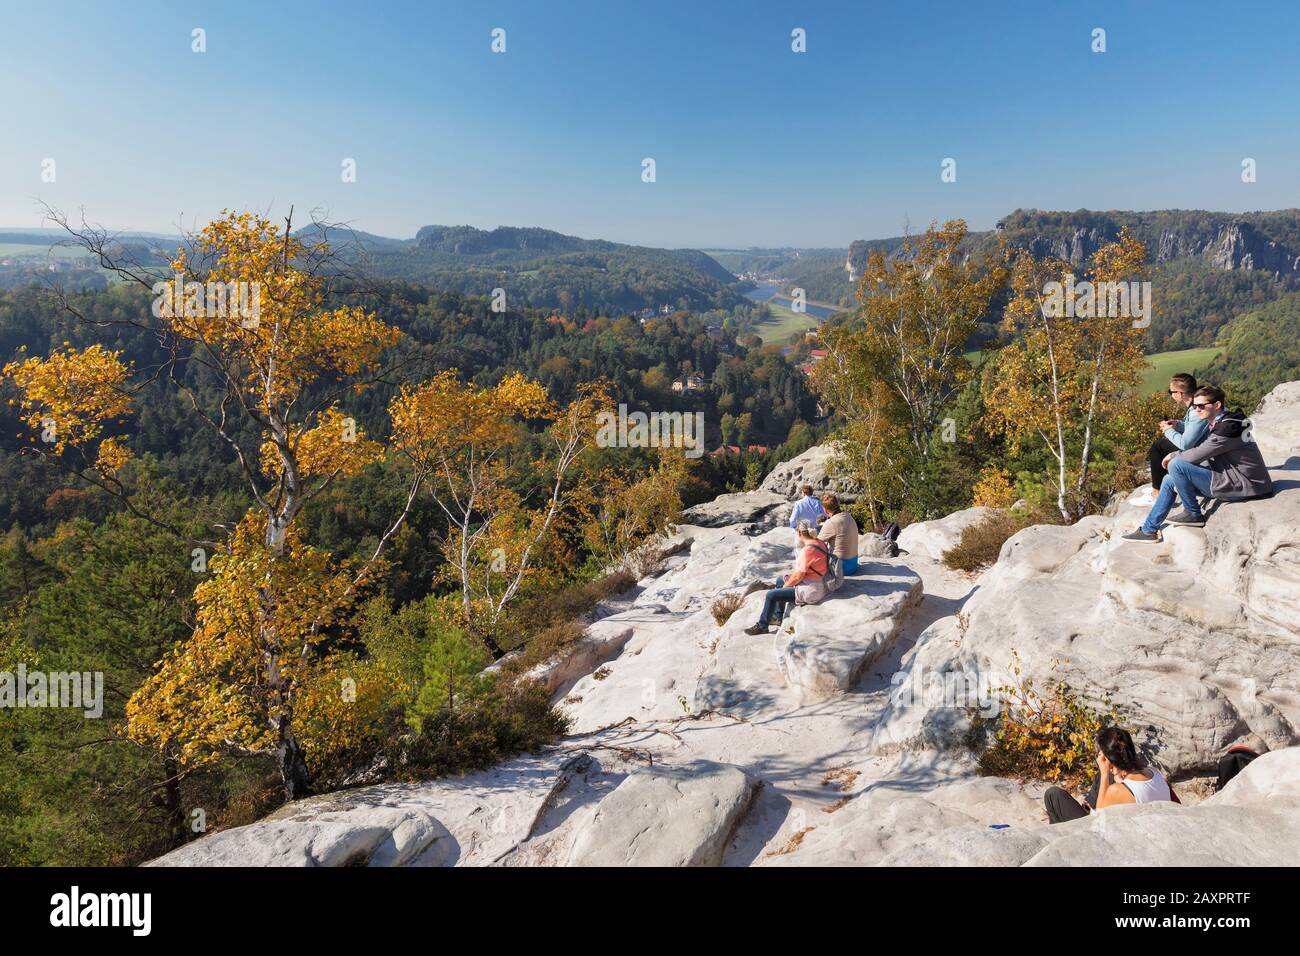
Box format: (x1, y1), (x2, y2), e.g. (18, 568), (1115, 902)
(390, 369), (555, 471)
(3, 343), (133, 457)
(260, 406), (384, 481)
(125, 510), (376, 766)
(971, 465), (1017, 508)
(165, 211), (402, 413)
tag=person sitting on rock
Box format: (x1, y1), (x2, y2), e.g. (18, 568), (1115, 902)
(1147, 372), (1208, 493)
(744, 520), (831, 635)
(817, 493), (859, 578)
(1043, 726), (1172, 823)
(788, 483), (827, 530)
(1123, 385), (1274, 542)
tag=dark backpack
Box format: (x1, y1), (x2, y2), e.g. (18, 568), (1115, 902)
(1215, 746), (1259, 792)
(881, 521), (902, 557)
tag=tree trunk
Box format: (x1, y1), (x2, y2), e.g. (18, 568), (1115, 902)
(162, 753), (187, 849)
(276, 723), (312, 800)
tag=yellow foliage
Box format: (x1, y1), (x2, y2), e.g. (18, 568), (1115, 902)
(984, 230), (1150, 518)
(573, 449), (687, 571)
(392, 372), (613, 641)
(161, 212), (401, 412)
(979, 651), (1120, 786)
(259, 406), (384, 480)
(295, 656), (409, 772)
(3, 344), (132, 455)
(124, 510), (378, 766)
(971, 466), (1017, 508)
(93, 436), (133, 475)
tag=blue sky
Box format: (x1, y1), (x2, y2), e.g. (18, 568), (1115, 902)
(4, 0), (1300, 248)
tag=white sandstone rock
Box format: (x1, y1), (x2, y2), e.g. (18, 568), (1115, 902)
(896, 506), (997, 562)
(565, 761), (757, 866)
(759, 442), (860, 499)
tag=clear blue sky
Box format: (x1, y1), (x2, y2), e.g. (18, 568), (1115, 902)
(4, 0), (1300, 248)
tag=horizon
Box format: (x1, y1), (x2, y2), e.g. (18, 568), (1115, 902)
(5, 0), (1300, 247)
(9, 203), (1300, 255)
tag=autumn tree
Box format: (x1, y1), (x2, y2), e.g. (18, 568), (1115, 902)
(984, 231), (1150, 519)
(390, 371), (612, 656)
(4, 211), (420, 799)
(812, 220), (1006, 520)
(572, 449), (687, 574)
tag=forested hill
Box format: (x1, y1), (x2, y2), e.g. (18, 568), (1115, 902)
(821, 210), (1300, 352)
(294, 223), (743, 316)
(0, 281), (819, 536)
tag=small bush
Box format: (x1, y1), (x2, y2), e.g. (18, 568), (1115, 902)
(942, 511), (1030, 572)
(514, 570), (634, 639)
(710, 591), (745, 626)
(971, 466), (1018, 508)
(399, 680), (570, 778)
(942, 505), (1062, 572)
(976, 651), (1121, 788)
(628, 539), (668, 579)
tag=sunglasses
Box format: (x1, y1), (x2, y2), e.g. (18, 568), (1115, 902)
(1167, 389), (1186, 395)
(1191, 402), (1216, 410)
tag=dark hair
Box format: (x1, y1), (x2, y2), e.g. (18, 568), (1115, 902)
(820, 492), (841, 512)
(1170, 373), (1197, 393)
(800, 484), (814, 497)
(1194, 384), (1226, 407)
(1096, 726), (1146, 773)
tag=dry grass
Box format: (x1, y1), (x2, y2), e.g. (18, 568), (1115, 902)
(710, 591), (746, 626)
(942, 509), (1061, 573)
(822, 765), (861, 792)
(628, 538), (669, 579)
(765, 826), (815, 857)
(499, 569), (638, 675)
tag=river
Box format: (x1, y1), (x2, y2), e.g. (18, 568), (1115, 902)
(742, 281), (840, 320)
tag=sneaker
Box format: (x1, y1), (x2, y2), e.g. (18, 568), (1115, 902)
(1121, 529), (1160, 542)
(743, 624), (771, 636)
(1166, 511), (1204, 526)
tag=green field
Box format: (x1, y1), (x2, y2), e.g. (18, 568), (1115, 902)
(1140, 346), (1222, 394)
(964, 346), (1222, 396)
(0, 242), (93, 259)
(753, 299), (819, 344)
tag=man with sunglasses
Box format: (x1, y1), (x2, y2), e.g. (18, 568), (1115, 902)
(1146, 373), (1207, 493)
(1124, 385), (1273, 541)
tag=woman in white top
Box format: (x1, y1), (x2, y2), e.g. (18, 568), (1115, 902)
(1044, 727), (1173, 823)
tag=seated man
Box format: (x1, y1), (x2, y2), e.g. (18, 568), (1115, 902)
(1147, 372), (1207, 492)
(788, 483), (827, 530)
(817, 493), (859, 579)
(1124, 385), (1273, 541)
(744, 521), (831, 635)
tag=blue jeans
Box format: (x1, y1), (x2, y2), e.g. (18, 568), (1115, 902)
(1142, 458), (1213, 533)
(758, 579), (796, 626)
